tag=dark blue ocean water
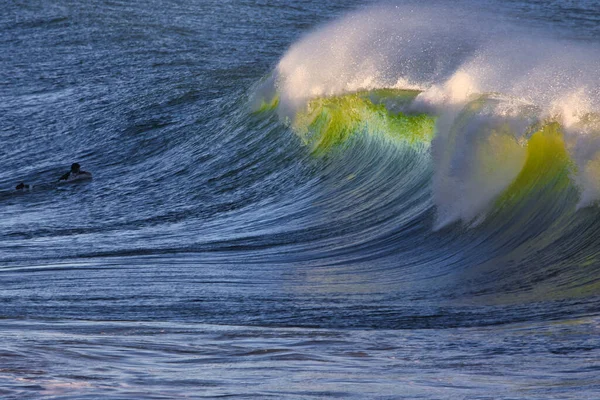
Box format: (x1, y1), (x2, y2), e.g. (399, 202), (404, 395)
(1, 0), (600, 398)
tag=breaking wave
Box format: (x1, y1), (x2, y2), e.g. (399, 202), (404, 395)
(246, 4), (600, 304)
(253, 4), (600, 227)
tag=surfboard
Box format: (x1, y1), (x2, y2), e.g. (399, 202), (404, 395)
(60, 172), (92, 183)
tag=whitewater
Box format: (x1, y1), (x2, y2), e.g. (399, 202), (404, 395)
(1, 0), (599, 398)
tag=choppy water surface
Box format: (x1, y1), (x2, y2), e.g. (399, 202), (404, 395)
(1, 0), (600, 398)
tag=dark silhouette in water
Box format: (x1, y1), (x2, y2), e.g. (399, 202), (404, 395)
(59, 163), (92, 182)
(14, 163), (91, 191)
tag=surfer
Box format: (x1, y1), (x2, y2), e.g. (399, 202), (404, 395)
(58, 163), (92, 182)
(15, 182), (30, 190)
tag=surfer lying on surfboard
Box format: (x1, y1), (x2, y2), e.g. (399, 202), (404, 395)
(58, 163), (92, 182)
(15, 162), (92, 190)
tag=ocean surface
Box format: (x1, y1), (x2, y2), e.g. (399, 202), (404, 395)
(2, 0), (600, 398)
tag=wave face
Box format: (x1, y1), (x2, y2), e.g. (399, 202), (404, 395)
(247, 3), (600, 306)
(1, 1), (600, 397)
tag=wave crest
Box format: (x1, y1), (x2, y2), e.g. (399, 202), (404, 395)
(254, 3), (600, 226)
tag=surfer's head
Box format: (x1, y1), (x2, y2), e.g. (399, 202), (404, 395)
(71, 163), (81, 173)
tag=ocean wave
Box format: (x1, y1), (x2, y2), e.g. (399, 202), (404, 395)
(253, 3), (600, 227)
(244, 4), (600, 304)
